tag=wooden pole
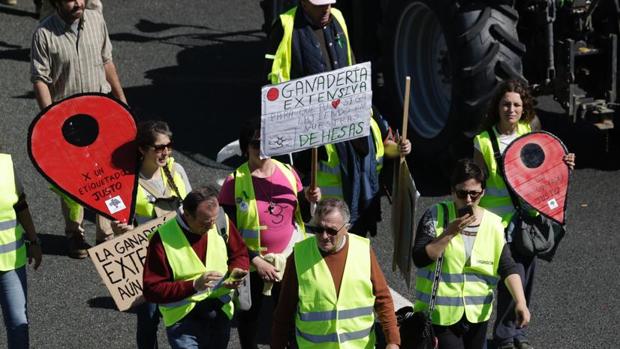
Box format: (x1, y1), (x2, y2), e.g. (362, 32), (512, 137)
(310, 147), (318, 215)
(393, 76), (411, 270)
(400, 76), (411, 164)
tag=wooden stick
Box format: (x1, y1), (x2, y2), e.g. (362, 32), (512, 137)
(310, 147), (318, 189)
(310, 147), (318, 216)
(400, 76), (411, 164)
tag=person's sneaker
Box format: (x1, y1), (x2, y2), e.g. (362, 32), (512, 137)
(67, 235), (91, 259)
(515, 341), (534, 349)
(0, 0), (18, 6)
(498, 344), (516, 349)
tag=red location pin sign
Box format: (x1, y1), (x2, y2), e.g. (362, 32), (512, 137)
(503, 131), (569, 224)
(28, 94), (138, 223)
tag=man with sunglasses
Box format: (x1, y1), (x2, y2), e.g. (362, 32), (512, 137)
(271, 198), (400, 349)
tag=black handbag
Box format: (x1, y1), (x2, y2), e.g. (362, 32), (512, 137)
(488, 128), (566, 261)
(398, 204), (448, 349)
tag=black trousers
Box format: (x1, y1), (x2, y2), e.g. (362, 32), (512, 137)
(237, 271), (281, 349)
(433, 316), (488, 349)
(493, 244), (537, 346)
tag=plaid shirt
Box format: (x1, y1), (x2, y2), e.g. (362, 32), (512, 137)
(30, 9), (113, 102)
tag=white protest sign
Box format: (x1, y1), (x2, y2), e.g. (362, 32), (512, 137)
(260, 62), (373, 157)
(88, 212), (175, 311)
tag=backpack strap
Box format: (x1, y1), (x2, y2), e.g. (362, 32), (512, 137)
(215, 207), (228, 241)
(487, 127), (521, 211)
(428, 203), (448, 316)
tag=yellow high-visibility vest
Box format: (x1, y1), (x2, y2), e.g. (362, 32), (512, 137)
(231, 160), (305, 254)
(156, 217), (234, 327)
(0, 154), (26, 271)
(318, 119), (384, 200)
(475, 123), (531, 226)
(294, 234), (376, 348)
(267, 6), (352, 84)
(413, 201), (505, 325)
(135, 157), (187, 220)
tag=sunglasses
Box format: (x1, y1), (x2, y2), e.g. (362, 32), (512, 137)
(307, 222), (347, 236)
(150, 142), (173, 152)
(454, 189), (483, 200)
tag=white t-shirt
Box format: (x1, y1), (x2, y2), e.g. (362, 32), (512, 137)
(473, 127), (518, 155)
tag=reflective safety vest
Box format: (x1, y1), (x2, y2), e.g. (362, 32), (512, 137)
(231, 160), (305, 254)
(318, 118), (384, 200)
(156, 217), (234, 327)
(50, 186), (82, 222)
(294, 234), (376, 348)
(413, 201), (505, 326)
(0, 154), (26, 271)
(475, 122), (531, 227)
(266, 6), (352, 84)
(135, 158), (187, 222)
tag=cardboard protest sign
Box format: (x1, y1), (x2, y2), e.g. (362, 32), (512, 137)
(28, 94), (138, 223)
(391, 160), (419, 288)
(88, 212), (175, 311)
(260, 62), (373, 157)
(503, 131), (569, 224)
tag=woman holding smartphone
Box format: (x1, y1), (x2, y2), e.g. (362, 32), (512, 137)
(411, 159), (530, 349)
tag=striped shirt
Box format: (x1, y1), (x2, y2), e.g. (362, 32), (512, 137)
(30, 9), (113, 102)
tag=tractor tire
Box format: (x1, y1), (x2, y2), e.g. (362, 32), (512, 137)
(382, 0), (525, 194)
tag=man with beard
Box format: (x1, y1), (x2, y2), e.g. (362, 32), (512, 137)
(30, 0), (126, 259)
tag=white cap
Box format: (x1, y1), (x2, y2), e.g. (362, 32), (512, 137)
(308, 0), (336, 5)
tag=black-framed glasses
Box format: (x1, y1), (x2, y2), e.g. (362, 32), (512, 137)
(307, 222), (347, 236)
(454, 189), (483, 200)
(151, 142), (173, 152)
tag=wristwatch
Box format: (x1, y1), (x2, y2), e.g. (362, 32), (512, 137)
(25, 236), (41, 247)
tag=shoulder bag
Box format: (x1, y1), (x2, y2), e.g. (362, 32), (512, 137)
(398, 203), (449, 349)
(488, 128), (566, 261)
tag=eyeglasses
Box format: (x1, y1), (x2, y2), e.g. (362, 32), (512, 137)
(307, 222), (347, 236)
(150, 142), (173, 152)
(454, 189), (483, 200)
(249, 140), (261, 148)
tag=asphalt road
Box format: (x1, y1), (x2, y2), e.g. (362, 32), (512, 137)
(0, 1), (619, 348)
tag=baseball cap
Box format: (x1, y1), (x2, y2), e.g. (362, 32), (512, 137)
(308, 0), (336, 5)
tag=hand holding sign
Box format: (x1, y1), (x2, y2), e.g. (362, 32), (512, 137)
(28, 94), (138, 223)
(503, 132), (570, 224)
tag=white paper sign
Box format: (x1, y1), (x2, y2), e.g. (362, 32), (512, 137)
(260, 62), (373, 157)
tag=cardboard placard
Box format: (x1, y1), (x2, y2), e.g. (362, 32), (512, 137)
(391, 160), (420, 288)
(503, 131), (569, 224)
(88, 212), (175, 311)
(28, 93), (138, 223)
(260, 62), (373, 157)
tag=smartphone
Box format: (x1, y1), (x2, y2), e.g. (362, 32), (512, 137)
(457, 205), (474, 218)
(229, 269), (248, 282)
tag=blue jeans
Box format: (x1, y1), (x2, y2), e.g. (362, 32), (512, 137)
(166, 299), (231, 349)
(136, 301), (160, 349)
(0, 266), (28, 349)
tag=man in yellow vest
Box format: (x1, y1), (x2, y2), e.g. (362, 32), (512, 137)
(142, 186), (250, 349)
(266, 0), (412, 237)
(271, 198), (400, 348)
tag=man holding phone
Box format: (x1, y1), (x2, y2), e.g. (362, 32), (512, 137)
(143, 186), (249, 349)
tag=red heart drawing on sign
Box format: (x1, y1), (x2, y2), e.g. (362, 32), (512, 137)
(331, 99), (341, 109)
